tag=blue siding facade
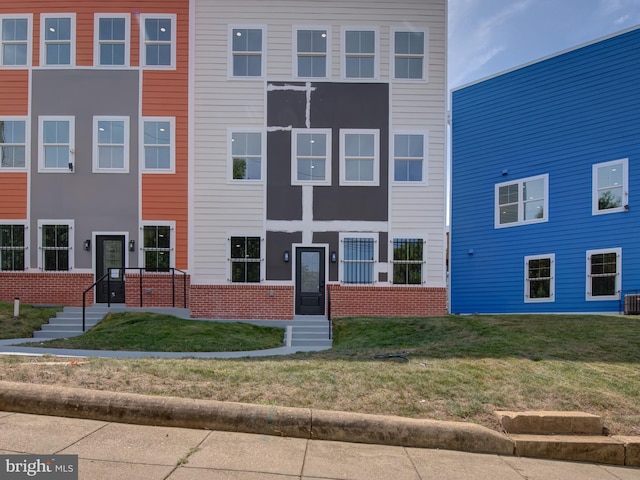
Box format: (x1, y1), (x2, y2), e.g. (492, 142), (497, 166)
(450, 27), (640, 314)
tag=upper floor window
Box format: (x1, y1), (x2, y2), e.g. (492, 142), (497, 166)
(0, 224), (26, 271)
(292, 129), (332, 186)
(141, 15), (175, 68)
(230, 130), (262, 181)
(525, 254), (555, 303)
(0, 119), (27, 169)
(142, 118), (175, 173)
(41, 14), (75, 66)
(95, 15), (129, 66)
(38, 116), (74, 172)
(340, 129), (379, 186)
(392, 238), (424, 285)
(341, 235), (377, 284)
(295, 28), (328, 78)
(495, 174), (548, 228)
(230, 27), (263, 77)
(39, 220), (73, 271)
(393, 132), (426, 183)
(593, 159), (628, 215)
(1, 16), (31, 66)
(230, 236), (261, 282)
(143, 224), (172, 272)
(393, 29), (427, 80)
(586, 248), (621, 301)
(93, 116), (129, 173)
(342, 28), (377, 79)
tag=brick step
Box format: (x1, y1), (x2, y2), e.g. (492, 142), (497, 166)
(496, 410), (604, 435)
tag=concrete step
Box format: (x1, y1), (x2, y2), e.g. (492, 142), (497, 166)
(38, 323), (100, 331)
(496, 410), (604, 435)
(290, 339), (333, 347)
(510, 434), (625, 465)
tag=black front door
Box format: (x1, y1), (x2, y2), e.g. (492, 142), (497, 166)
(295, 247), (325, 315)
(96, 235), (125, 303)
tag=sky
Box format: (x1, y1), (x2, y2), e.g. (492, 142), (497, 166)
(448, 0), (640, 90)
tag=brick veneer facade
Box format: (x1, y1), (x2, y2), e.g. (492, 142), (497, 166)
(0, 273), (94, 306)
(125, 272), (190, 309)
(190, 284), (294, 320)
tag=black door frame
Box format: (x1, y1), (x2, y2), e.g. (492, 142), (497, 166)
(294, 245), (326, 315)
(95, 234), (126, 304)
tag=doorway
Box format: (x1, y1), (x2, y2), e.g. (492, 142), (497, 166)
(295, 247), (326, 315)
(95, 235), (125, 303)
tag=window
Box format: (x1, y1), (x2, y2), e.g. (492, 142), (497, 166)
(230, 27), (263, 77)
(295, 28), (328, 78)
(0, 224), (25, 271)
(292, 129), (331, 185)
(41, 14), (74, 66)
(1, 16), (30, 66)
(143, 225), (171, 272)
(95, 15), (129, 66)
(229, 130), (262, 181)
(586, 248), (621, 300)
(341, 235), (376, 284)
(394, 133), (426, 183)
(593, 159), (628, 215)
(0, 119), (27, 169)
(342, 28), (376, 79)
(525, 254), (555, 302)
(39, 221), (72, 271)
(142, 118), (174, 172)
(230, 236), (261, 282)
(393, 29), (427, 80)
(141, 15), (175, 68)
(495, 174), (548, 228)
(392, 238), (424, 285)
(38, 116), (74, 172)
(93, 116), (129, 172)
(340, 129), (379, 185)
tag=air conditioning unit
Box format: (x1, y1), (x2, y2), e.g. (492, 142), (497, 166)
(624, 294), (640, 315)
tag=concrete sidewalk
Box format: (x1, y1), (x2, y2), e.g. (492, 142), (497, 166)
(2, 411), (640, 480)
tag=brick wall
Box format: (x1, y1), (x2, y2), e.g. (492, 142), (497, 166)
(328, 285), (447, 318)
(190, 284), (294, 319)
(125, 272), (190, 308)
(0, 272), (94, 306)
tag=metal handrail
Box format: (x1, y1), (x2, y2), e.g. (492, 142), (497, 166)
(327, 287), (332, 340)
(82, 273), (109, 333)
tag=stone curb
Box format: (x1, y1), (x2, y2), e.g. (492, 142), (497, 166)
(0, 381), (638, 466)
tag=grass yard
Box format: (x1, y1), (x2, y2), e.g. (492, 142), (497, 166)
(1, 305), (639, 436)
(0, 302), (62, 339)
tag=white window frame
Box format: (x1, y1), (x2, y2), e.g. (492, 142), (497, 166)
(141, 117), (175, 174)
(94, 14), (130, 67)
(40, 13), (75, 67)
(0, 14), (32, 67)
(139, 221), (175, 272)
(592, 158), (628, 215)
(293, 26), (330, 79)
(341, 27), (379, 80)
(0, 221), (29, 271)
(495, 174), (549, 228)
(340, 129), (380, 186)
(392, 131), (428, 184)
(586, 247), (621, 301)
(291, 128), (332, 186)
(227, 128), (264, 183)
(38, 115), (75, 173)
(92, 116), (129, 173)
(391, 28), (428, 81)
(390, 235), (426, 285)
(339, 232), (378, 284)
(140, 14), (176, 69)
(524, 254), (555, 303)
(228, 25), (265, 79)
(0, 117), (29, 170)
(227, 233), (264, 283)
(37, 219), (74, 271)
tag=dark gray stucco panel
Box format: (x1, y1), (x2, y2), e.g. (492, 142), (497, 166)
(313, 231), (339, 281)
(266, 231), (302, 281)
(266, 130), (303, 220)
(30, 70), (140, 269)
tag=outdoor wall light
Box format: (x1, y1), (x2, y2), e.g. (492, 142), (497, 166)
(331, 251), (337, 263)
(283, 250), (290, 262)
(129, 240), (135, 252)
(83, 239), (91, 251)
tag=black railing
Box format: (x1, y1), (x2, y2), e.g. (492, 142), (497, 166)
(327, 287), (332, 340)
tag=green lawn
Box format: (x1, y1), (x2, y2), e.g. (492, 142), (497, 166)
(0, 302), (62, 339)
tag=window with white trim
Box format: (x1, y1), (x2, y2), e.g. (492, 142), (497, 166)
(230, 27), (263, 77)
(593, 159), (628, 215)
(143, 225), (171, 272)
(525, 254), (555, 302)
(0, 224), (26, 271)
(39, 220), (73, 271)
(93, 116), (129, 172)
(141, 15), (175, 68)
(0, 119), (27, 169)
(393, 29), (427, 80)
(292, 129), (331, 185)
(41, 14), (74, 66)
(343, 28), (376, 79)
(392, 238), (424, 285)
(341, 234), (377, 284)
(1, 15), (31, 66)
(295, 28), (328, 78)
(95, 15), (129, 66)
(393, 132), (426, 183)
(230, 236), (261, 282)
(38, 116), (74, 172)
(142, 118), (174, 172)
(340, 129), (379, 185)
(495, 174), (548, 228)
(586, 248), (621, 300)
(230, 130), (262, 181)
